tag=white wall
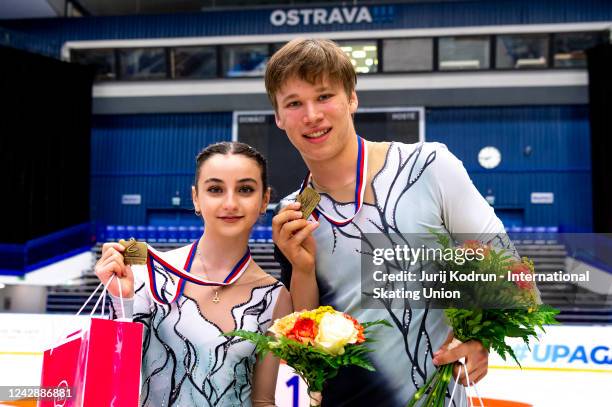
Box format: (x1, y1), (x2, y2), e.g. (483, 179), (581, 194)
(0, 285), (47, 313)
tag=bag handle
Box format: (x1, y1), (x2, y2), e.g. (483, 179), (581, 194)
(49, 276), (125, 355)
(448, 359), (486, 407)
(75, 274), (125, 319)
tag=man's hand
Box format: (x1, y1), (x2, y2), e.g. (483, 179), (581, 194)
(432, 334), (489, 385)
(272, 201), (319, 273)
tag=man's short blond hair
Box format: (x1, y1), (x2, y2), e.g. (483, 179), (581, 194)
(265, 38), (357, 111)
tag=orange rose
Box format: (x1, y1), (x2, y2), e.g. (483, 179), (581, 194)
(345, 314), (365, 344)
(462, 239), (491, 258)
(509, 262), (534, 290)
(287, 317), (318, 345)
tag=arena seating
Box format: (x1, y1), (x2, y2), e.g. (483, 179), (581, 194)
(46, 241), (280, 315)
(44, 226), (611, 324)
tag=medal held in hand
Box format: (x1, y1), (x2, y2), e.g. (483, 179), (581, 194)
(119, 238), (148, 265)
(297, 187), (321, 220)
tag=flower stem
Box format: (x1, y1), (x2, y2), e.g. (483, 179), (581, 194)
(407, 362), (457, 407)
(407, 364), (445, 407)
(433, 364), (454, 407)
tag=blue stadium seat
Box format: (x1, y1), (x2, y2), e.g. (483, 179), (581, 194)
(146, 225), (157, 242)
(157, 226), (168, 242)
(167, 226), (178, 243)
(115, 225), (127, 240)
(136, 225), (147, 240)
(178, 226), (188, 242)
(105, 225), (117, 242)
(264, 226), (273, 242)
(188, 225), (199, 241)
(126, 225), (136, 239)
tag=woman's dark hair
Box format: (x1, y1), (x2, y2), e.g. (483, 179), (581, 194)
(194, 142), (268, 195)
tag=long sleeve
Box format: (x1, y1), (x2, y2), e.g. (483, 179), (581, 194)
(428, 144), (505, 237)
(109, 265), (154, 321)
(426, 143), (542, 300)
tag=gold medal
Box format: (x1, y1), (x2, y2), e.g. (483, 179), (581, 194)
(119, 238), (148, 265)
(297, 187), (321, 220)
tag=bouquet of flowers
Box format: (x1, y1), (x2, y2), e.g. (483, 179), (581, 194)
(226, 305), (389, 406)
(408, 235), (559, 407)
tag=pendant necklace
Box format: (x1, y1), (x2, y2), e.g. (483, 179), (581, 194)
(144, 238), (251, 305)
(196, 246), (251, 304)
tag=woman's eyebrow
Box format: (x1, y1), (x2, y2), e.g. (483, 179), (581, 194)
(238, 178), (258, 184)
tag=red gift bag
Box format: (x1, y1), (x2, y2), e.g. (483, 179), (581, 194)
(39, 277), (143, 407)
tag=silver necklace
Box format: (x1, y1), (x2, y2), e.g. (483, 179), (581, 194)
(196, 248), (222, 304)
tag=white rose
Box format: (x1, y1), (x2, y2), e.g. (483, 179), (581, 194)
(314, 312), (359, 355)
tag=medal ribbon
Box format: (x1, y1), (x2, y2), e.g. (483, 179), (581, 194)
(299, 135), (368, 227)
(146, 239), (251, 305)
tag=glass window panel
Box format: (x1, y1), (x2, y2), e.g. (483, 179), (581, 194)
(496, 34), (549, 69)
(223, 44), (269, 77)
(70, 49), (116, 81)
(553, 31), (607, 68)
(338, 41), (378, 74)
(438, 36), (490, 70)
(271, 43), (285, 55)
(383, 38), (433, 72)
(118, 48), (167, 80)
(173, 46), (217, 79)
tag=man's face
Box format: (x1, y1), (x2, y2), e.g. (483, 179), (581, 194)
(274, 75), (358, 163)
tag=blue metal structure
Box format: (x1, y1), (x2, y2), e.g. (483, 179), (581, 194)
(0, 223), (92, 275)
(1, 0), (610, 54)
(0, 0), (602, 233)
(91, 113), (232, 225)
(89, 105), (592, 230)
(427, 105), (592, 231)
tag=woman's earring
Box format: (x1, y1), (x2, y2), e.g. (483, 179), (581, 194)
(195, 209), (201, 216)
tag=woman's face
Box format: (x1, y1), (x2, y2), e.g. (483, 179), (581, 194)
(192, 153), (269, 239)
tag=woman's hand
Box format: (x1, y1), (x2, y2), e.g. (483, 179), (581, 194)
(272, 202), (319, 274)
(94, 242), (135, 298)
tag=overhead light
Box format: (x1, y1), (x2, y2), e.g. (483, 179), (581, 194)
(352, 50), (366, 59)
(515, 57), (547, 68)
(0, 283), (5, 290)
(439, 60), (480, 69)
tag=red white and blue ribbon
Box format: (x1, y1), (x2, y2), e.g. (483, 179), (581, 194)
(146, 239), (251, 305)
(299, 135), (368, 227)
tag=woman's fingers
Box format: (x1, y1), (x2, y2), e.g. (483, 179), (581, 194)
(96, 243), (128, 279)
(98, 251), (127, 276)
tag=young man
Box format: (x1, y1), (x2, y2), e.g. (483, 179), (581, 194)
(269, 38), (502, 406)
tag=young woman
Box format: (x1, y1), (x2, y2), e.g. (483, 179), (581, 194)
(95, 142), (292, 407)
